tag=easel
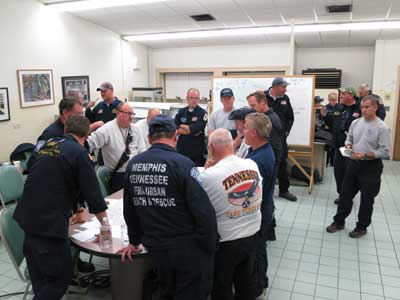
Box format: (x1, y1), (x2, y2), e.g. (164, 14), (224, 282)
(211, 75), (317, 194)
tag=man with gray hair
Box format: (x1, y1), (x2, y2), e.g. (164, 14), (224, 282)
(201, 128), (262, 300)
(243, 113), (276, 299)
(358, 83), (386, 120)
(134, 108), (161, 149)
(327, 95), (390, 238)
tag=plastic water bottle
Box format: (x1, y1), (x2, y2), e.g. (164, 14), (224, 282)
(120, 224), (129, 246)
(100, 217), (112, 248)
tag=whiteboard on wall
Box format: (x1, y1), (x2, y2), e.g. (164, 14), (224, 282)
(213, 76), (315, 147)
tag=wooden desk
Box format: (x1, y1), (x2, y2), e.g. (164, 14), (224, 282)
(69, 190), (152, 300)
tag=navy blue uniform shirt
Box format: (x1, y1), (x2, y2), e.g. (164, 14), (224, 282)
(14, 135), (107, 239)
(123, 143), (218, 254)
(265, 87), (295, 137)
(85, 97), (122, 123)
(265, 109), (283, 162)
(246, 143), (275, 224)
(174, 105), (208, 157)
(37, 118), (64, 143)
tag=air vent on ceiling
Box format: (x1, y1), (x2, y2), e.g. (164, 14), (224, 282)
(326, 4), (352, 14)
(302, 68), (342, 89)
(190, 14), (216, 22)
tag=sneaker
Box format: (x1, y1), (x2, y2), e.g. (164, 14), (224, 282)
(334, 197), (340, 205)
(279, 191), (297, 201)
(326, 222), (345, 233)
(349, 227), (367, 238)
(77, 258), (95, 273)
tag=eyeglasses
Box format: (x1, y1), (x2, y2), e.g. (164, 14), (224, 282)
(119, 111), (135, 116)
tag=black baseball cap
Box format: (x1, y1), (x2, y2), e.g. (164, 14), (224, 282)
(314, 96), (324, 103)
(228, 107), (256, 120)
(220, 88), (234, 98)
(272, 77), (290, 87)
(149, 115), (176, 136)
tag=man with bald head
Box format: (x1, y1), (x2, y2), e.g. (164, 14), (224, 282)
(87, 102), (146, 192)
(135, 108), (161, 149)
(201, 128), (262, 300)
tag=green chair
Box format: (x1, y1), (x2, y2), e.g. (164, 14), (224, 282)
(0, 207), (31, 299)
(0, 165), (24, 207)
(96, 166), (111, 197)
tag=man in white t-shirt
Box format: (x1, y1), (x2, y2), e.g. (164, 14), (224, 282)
(201, 128), (262, 300)
(207, 88), (236, 137)
(87, 102), (146, 192)
(134, 108), (161, 149)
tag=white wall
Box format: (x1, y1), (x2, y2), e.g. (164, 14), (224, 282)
(373, 39), (400, 141)
(295, 47), (375, 87)
(0, 0), (148, 162)
(149, 43), (292, 85)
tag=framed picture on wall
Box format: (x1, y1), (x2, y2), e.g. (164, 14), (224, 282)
(61, 75), (90, 106)
(17, 69), (55, 108)
(0, 87), (10, 122)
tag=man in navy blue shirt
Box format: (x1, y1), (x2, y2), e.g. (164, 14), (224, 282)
(119, 115), (218, 300)
(244, 113), (276, 299)
(85, 81), (122, 123)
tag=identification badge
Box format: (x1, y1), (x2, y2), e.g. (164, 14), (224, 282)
(203, 113), (208, 121)
(281, 101), (287, 105)
(97, 109), (103, 114)
(334, 111), (340, 116)
(352, 112), (360, 117)
(180, 117), (187, 123)
(192, 116), (198, 122)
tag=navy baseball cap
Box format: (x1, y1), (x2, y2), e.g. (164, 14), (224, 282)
(314, 96), (324, 103)
(149, 115), (176, 136)
(220, 88), (234, 98)
(272, 77), (290, 87)
(228, 107), (256, 120)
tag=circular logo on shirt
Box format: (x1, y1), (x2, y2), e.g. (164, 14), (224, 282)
(227, 177), (261, 208)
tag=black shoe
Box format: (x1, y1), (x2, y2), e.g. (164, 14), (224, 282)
(349, 227), (367, 238)
(77, 258), (95, 273)
(267, 228), (276, 241)
(279, 191), (297, 201)
(334, 198), (340, 205)
(326, 222), (345, 233)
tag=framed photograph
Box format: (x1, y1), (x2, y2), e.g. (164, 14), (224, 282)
(17, 69), (55, 108)
(61, 75), (90, 106)
(0, 88), (10, 122)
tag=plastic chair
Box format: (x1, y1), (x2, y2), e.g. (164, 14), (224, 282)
(96, 166), (111, 198)
(0, 207), (31, 299)
(0, 165), (24, 207)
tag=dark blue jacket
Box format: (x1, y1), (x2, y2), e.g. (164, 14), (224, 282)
(246, 143), (275, 224)
(37, 118), (64, 144)
(123, 143), (218, 254)
(14, 135), (107, 239)
(174, 105), (208, 157)
(85, 97), (122, 123)
(265, 108), (283, 162)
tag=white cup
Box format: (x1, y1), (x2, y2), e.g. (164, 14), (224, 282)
(13, 161), (21, 169)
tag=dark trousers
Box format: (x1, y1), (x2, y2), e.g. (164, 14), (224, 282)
(212, 235), (257, 300)
(333, 148), (349, 195)
(151, 245), (213, 300)
(278, 139), (290, 193)
(334, 159), (383, 229)
(23, 234), (72, 300)
(110, 172), (125, 193)
(255, 223), (270, 295)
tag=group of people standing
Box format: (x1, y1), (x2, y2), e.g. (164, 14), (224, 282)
(12, 76), (390, 300)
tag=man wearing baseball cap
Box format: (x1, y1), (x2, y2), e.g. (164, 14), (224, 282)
(85, 81), (122, 124)
(119, 115), (218, 300)
(321, 87), (362, 205)
(208, 88), (236, 138)
(264, 77), (296, 202)
(228, 107), (255, 158)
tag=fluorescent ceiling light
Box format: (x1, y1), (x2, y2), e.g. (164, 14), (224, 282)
(124, 20), (400, 42)
(46, 0), (168, 12)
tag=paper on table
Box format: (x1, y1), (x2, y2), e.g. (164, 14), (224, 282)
(71, 229), (98, 243)
(340, 146), (352, 158)
(80, 220), (100, 230)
